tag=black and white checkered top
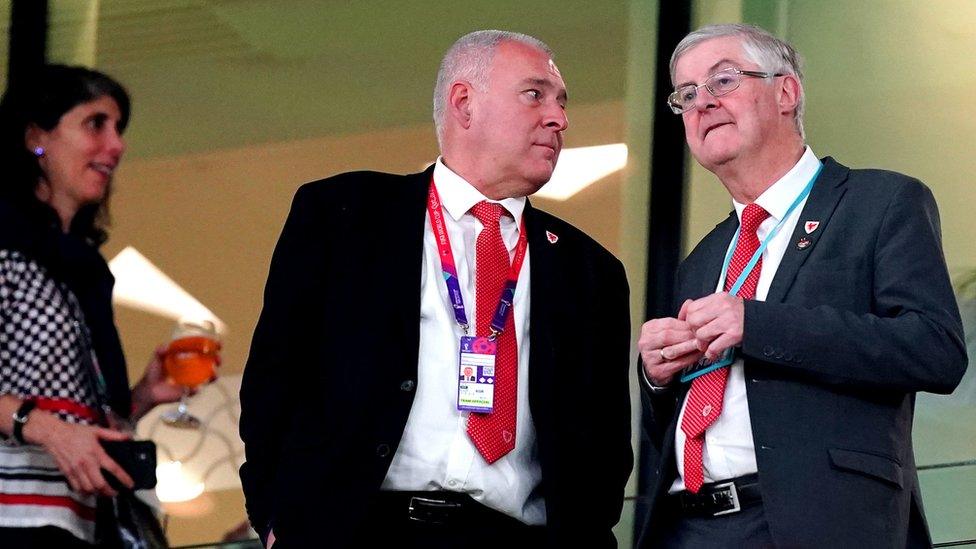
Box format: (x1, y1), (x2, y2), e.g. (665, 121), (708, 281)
(0, 249), (99, 419)
(0, 248), (101, 542)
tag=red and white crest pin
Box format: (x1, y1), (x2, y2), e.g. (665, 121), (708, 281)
(804, 220), (820, 234)
(545, 230), (559, 244)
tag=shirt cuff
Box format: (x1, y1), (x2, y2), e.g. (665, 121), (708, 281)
(641, 364), (672, 392)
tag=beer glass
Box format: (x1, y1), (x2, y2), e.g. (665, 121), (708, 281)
(161, 320), (220, 428)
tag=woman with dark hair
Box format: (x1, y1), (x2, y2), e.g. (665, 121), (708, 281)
(0, 65), (182, 546)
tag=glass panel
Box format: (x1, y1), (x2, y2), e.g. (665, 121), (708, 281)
(918, 295), (976, 545)
(785, 3), (976, 544)
(920, 463), (976, 546)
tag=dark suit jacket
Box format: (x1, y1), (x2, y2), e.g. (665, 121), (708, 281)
(638, 158), (967, 548)
(239, 167), (633, 547)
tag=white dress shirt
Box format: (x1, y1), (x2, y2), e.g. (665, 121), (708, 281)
(671, 146), (821, 493)
(381, 158), (545, 525)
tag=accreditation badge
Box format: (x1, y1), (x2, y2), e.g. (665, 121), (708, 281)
(679, 347), (736, 383)
(457, 336), (496, 413)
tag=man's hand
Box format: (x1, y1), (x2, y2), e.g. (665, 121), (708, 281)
(683, 292), (745, 362)
(638, 300), (707, 386)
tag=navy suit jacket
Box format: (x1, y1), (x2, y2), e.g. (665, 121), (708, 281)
(239, 167), (633, 547)
(639, 157), (967, 547)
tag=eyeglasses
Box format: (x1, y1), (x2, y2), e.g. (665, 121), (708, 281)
(667, 67), (783, 114)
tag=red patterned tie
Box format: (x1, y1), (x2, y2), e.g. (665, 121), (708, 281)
(467, 201), (518, 463)
(681, 203), (769, 492)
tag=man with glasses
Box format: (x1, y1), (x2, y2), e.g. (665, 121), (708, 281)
(637, 23), (966, 547)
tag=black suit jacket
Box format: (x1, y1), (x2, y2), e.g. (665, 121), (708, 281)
(639, 158), (967, 548)
(240, 167), (633, 547)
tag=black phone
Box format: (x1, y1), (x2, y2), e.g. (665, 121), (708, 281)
(100, 439), (157, 491)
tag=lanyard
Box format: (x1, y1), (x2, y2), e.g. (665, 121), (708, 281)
(427, 179), (528, 338)
(680, 161), (823, 383)
(68, 291), (128, 428)
(717, 161), (823, 297)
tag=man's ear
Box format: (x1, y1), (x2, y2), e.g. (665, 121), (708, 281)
(777, 74), (802, 116)
(448, 81), (475, 129)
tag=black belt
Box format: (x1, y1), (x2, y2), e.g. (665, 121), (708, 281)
(671, 474), (762, 517)
(375, 491), (534, 529)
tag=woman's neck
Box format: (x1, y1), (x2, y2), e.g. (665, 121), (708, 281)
(34, 179), (76, 233)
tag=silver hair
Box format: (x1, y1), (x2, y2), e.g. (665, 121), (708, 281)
(670, 23), (805, 139)
(433, 30), (552, 147)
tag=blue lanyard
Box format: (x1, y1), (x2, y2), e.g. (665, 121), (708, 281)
(680, 162), (823, 383)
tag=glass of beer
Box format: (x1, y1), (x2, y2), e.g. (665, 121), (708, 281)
(161, 320), (221, 428)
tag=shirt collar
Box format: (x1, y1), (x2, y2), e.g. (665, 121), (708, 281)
(433, 157), (527, 222)
(733, 146), (820, 223)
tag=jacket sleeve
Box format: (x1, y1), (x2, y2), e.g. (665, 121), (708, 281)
(638, 260), (689, 452)
(742, 178), (967, 394)
(599, 256), (635, 543)
(638, 374), (679, 454)
(561, 252), (633, 548)
(238, 184), (327, 537)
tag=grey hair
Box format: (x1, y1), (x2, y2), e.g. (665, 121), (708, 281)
(670, 24), (805, 139)
(433, 30), (552, 147)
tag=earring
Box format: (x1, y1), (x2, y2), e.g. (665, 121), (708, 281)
(33, 146), (44, 157)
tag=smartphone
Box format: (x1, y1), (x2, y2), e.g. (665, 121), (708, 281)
(100, 439), (157, 491)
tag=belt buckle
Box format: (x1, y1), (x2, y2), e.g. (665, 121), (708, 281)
(407, 496), (461, 524)
(710, 481), (741, 516)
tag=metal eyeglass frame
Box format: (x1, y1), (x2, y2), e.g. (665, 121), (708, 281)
(667, 67), (783, 114)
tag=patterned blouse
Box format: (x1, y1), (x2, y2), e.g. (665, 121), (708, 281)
(0, 248), (102, 543)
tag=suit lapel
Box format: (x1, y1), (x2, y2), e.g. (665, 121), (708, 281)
(524, 202), (556, 369)
(764, 157), (849, 304)
(523, 203), (561, 425)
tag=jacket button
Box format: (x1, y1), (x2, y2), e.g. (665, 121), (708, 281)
(400, 380), (415, 392)
(376, 444), (391, 458)
(763, 346), (775, 357)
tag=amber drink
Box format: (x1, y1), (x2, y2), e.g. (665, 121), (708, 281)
(162, 320), (220, 428)
(164, 335), (220, 388)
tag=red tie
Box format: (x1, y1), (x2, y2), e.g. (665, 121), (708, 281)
(681, 203), (769, 492)
(467, 201), (518, 463)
